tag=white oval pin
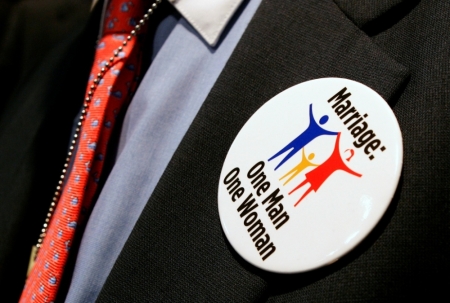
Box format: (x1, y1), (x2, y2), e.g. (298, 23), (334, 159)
(218, 78), (402, 273)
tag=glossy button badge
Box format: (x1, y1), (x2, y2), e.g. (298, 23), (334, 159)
(218, 78), (403, 273)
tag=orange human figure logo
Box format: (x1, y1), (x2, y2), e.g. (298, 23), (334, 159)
(279, 148), (318, 185)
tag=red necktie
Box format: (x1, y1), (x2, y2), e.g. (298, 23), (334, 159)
(20, 1), (159, 301)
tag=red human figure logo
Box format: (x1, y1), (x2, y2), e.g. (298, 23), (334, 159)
(289, 133), (362, 206)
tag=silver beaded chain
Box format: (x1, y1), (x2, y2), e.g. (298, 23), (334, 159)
(33, 0), (163, 255)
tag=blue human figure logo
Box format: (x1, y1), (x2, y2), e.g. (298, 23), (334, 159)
(269, 103), (338, 170)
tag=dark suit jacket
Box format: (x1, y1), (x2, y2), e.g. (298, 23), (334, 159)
(95, 0), (449, 302)
(0, 5), (98, 302)
(1, 0), (448, 302)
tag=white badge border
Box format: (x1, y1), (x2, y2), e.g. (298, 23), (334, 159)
(218, 78), (403, 273)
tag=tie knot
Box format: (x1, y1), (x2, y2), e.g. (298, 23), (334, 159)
(103, 0), (149, 35)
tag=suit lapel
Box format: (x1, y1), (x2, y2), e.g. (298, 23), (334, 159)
(333, 0), (419, 35)
(97, 0), (409, 301)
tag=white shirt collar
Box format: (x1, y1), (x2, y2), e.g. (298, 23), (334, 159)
(168, 0), (244, 46)
(92, 0), (244, 46)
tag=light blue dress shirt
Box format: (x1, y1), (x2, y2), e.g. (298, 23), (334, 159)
(64, 0), (261, 302)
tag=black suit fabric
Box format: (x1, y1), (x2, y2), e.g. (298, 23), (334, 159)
(98, 0), (449, 302)
(0, 10), (99, 302)
(0, 0), (91, 112)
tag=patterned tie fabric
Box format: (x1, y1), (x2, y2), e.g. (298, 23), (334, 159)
(20, 1), (148, 302)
